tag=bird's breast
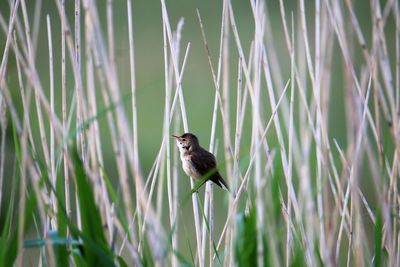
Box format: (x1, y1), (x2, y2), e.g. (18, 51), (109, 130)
(180, 153), (200, 179)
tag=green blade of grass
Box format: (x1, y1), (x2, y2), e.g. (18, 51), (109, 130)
(33, 147), (117, 267)
(99, 165), (131, 243)
(195, 193), (222, 265)
(54, 166), (69, 267)
(116, 256), (129, 267)
(374, 209), (382, 267)
(235, 207), (257, 267)
(289, 229), (306, 267)
(71, 144), (115, 267)
(0, 182), (17, 266)
(272, 151), (282, 223)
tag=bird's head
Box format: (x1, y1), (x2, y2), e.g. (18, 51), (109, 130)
(172, 133), (199, 151)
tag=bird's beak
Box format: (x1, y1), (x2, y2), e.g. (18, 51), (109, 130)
(171, 135), (180, 139)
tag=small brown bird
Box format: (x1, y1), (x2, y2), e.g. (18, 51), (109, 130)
(172, 133), (229, 191)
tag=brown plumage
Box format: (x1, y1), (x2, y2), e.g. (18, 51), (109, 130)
(172, 133), (229, 191)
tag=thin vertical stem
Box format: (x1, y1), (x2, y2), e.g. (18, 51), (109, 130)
(46, 14), (57, 228)
(74, 0), (83, 231)
(0, 0), (20, 85)
(61, 0), (70, 231)
(0, 97), (5, 215)
(197, 4), (226, 265)
(160, 2), (202, 265)
(127, 0), (143, 244)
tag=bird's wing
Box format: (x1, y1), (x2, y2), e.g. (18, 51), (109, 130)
(191, 149), (229, 191)
(190, 149), (230, 191)
(189, 148), (217, 177)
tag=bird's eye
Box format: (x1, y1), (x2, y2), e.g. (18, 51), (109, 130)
(182, 139), (186, 141)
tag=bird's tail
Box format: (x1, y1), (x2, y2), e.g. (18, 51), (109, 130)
(211, 172), (230, 192)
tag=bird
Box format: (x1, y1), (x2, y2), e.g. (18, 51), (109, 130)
(172, 133), (229, 192)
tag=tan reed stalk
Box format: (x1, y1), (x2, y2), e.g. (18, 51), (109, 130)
(16, 11), (69, 265)
(215, 80), (290, 256)
(0, 0), (20, 85)
(15, 54), (29, 267)
(127, 0), (145, 239)
(60, 0), (71, 232)
(163, 18), (177, 267)
(47, 14), (58, 229)
(195, 8), (225, 266)
(160, 1), (203, 265)
(85, 18), (112, 238)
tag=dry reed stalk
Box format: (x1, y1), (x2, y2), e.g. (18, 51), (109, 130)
(215, 80), (290, 255)
(160, 1), (203, 265)
(162, 17), (185, 267)
(196, 7), (226, 266)
(10, 6), (56, 263)
(0, 0), (20, 86)
(127, 0), (144, 240)
(16, 11), (71, 266)
(228, 55), (243, 267)
(85, 14), (112, 238)
(60, 0), (71, 235)
(15, 52), (29, 267)
(46, 14), (57, 229)
(249, 1), (265, 266)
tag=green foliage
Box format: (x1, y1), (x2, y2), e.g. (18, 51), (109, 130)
(262, 234), (272, 267)
(139, 235), (155, 267)
(374, 209), (383, 267)
(179, 209), (196, 267)
(272, 151), (283, 223)
(290, 232), (306, 267)
(100, 165), (131, 243)
(0, 185), (37, 266)
(235, 207), (258, 267)
(20, 145), (119, 266)
(0, 186), (18, 267)
(314, 239), (324, 267)
(54, 167), (69, 267)
(116, 256), (129, 267)
(167, 219), (193, 266)
(71, 145), (116, 267)
(0, 122), (37, 266)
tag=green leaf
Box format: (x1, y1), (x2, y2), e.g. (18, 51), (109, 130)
(23, 193), (37, 232)
(54, 167), (69, 267)
(100, 165), (131, 243)
(272, 150), (282, 222)
(11, 121), (21, 166)
(314, 239), (324, 267)
(374, 209), (383, 267)
(262, 234), (272, 267)
(235, 208), (257, 267)
(179, 209), (196, 266)
(2, 224), (18, 267)
(290, 232), (306, 267)
(0, 188), (17, 266)
(139, 235), (154, 267)
(116, 256), (129, 267)
(71, 144), (116, 267)
(0, 177), (32, 267)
